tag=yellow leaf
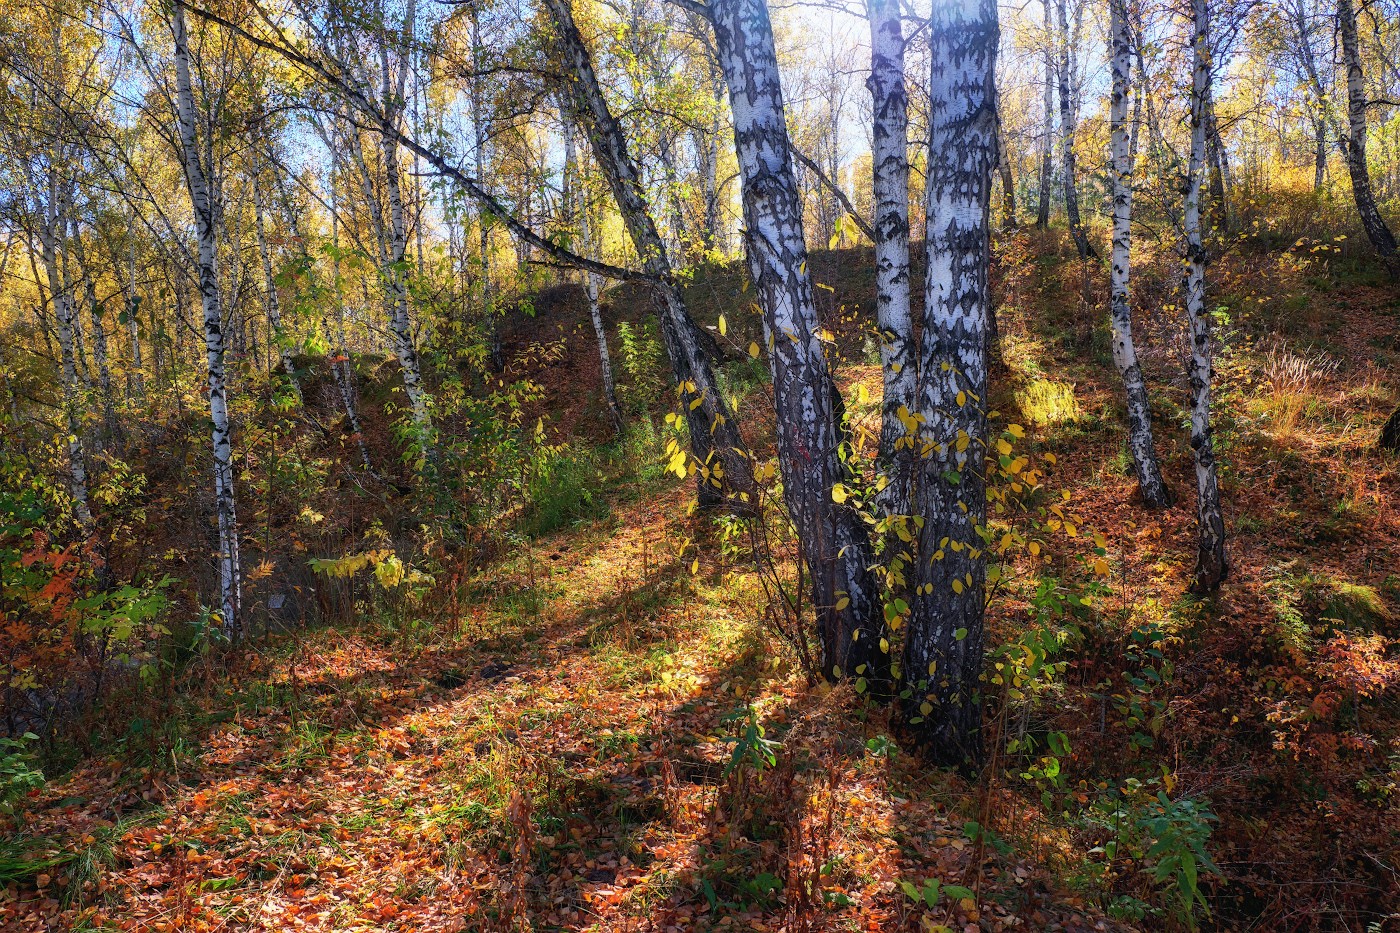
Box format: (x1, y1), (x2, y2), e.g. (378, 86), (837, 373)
(835, 595), (850, 610)
(718, 314), (728, 336)
(832, 484), (849, 504)
(749, 341), (761, 359)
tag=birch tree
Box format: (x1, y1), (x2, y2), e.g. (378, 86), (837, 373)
(1036, 0), (1055, 229)
(1056, 0), (1093, 258)
(543, 0), (754, 509)
(1184, 0), (1227, 593)
(866, 0), (916, 518)
(1337, 0), (1398, 261)
(557, 94), (623, 436)
(707, 0), (887, 681)
(172, 0), (241, 633)
(1108, 0), (1170, 508)
(904, 0), (999, 764)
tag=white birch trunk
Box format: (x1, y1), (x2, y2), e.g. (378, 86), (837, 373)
(36, 181), (93, 532)
(173, 0), (240, 634)
(906, 0), (999, 765)
(544, 0), (754, 509)
(866, 0), (916, 519)
(1109, 0), (1170, 509)
(1184, 0), (1227, 592)
(1036, 0), (1055, 229)
(562, 106), (624, 436)
(1056, 0), (1093, 258)
(709, 0), (886, 681)
(1338, 0), (1398, 258)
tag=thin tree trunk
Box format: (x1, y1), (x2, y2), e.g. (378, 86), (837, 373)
(253, 165), (302, 403)
(999, 131), (1017, 230)
(123, 214), (145, 400)
(35, 179), (94, 532)
(1185, 0), (1227, 593)
(544, 0), (755, 510)
(561, 100), (624, 436)
(709, 0), (886, 682)
(1057, 0), (1093, 258)
(1205, 95), (1230, 229)
(866, 0), (916, 520)
(1109, 0), (1171, 509)
(173, 0), (240, 634)
(905, 0), (999, 766)
(1338, 0), (1398, 258)
(67, 217), (117, 439)
(329, 181), (375, 473)
(1036, 0), (1055, 229)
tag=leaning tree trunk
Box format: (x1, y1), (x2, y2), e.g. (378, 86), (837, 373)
(1057, 0), (1093, 258)
(708, 0), (886, 683)
(1109, 0), (1171, 509)
(905, 0), (999, 767)
(173, 0), (240, 635)
(544, 0), (754, 510)
(1338, 0), (1398, 259)
(866, 0), (916, 520)
(1184, 0), (1227, 593)
(1036, 0), (1055, 230)
(253, 166), (302, 403)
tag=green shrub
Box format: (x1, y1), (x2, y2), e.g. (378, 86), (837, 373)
(524, 445), (608, 536)
(0, 733), (43, 816)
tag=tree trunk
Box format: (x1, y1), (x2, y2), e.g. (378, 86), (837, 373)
(1057, 0), (1093, 258)
(1380, 406), (1400, 449)
(998, 132), (1017, 230)
(253, 166), (302, 403)
(1185, 0), (1227, 593)
(329, 181), (375, 474)
(1338, 0), (1398, 258)
(123, 216), (145, 400)
(544, 0), (755, 510)
(1109, 0), (1171, 509)
(173, 0), (241, 635)
(709, 0), (887, 682)
(905, 0), (999, 766)
(67, 217), (117, 440)
(36, 180), (94, 532)
(1205, 94), (1230, 230)
(561, 101), (624, 436)
(866, 0), (916, 520)
(1035, 0), (1055, 230)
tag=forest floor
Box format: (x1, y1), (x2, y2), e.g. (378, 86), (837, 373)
(3, 224), (1400, 931)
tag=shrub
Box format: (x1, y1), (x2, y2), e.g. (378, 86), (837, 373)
(524, 445), (608, 536)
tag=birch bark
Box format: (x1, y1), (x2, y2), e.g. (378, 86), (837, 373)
(173, 0), (241, 634)
(905, 0), (1000, 764)
(544, 0), (754, 509)
(1338, 0), (1398, 258)
(35, 179), (93, 532)
(562, 106), (624, 436)
(1056, 0), (1093, 258)
(866, 0), (916, 519)
(1184, 0), (1227, 593)
(709, 0), (886, 681)
(1036, 0), (1055, 229)
(1109, 0), (1170, 508)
